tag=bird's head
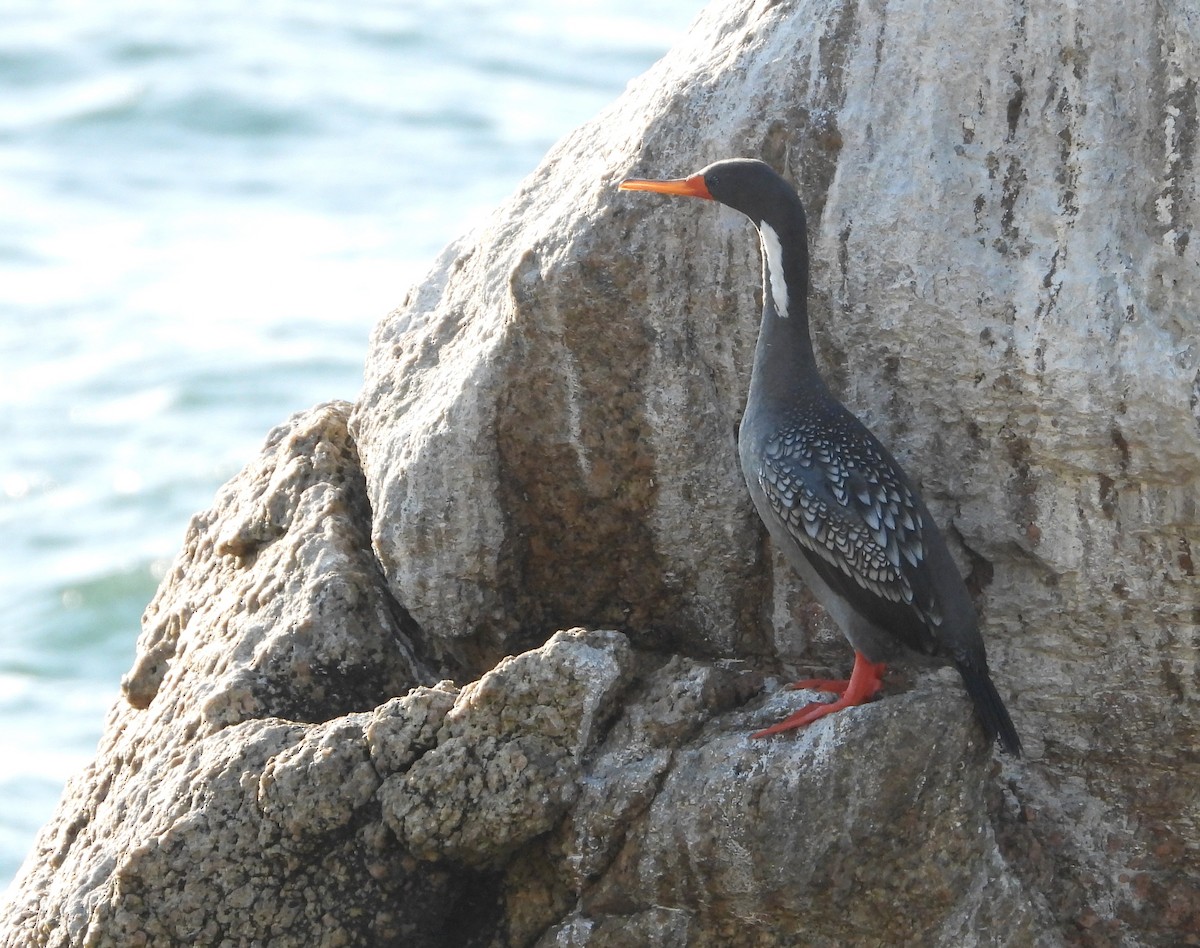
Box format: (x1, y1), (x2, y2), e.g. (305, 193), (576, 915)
(619, 158), (801, 231)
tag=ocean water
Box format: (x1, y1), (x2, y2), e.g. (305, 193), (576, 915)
(0, 0), (698, 892)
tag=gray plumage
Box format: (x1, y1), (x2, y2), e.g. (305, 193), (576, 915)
(622, 158), (1021, 755)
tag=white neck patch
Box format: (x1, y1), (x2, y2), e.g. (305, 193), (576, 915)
(759, 222), (789, 318)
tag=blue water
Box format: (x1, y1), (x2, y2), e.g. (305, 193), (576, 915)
(0, 0), (697, 892)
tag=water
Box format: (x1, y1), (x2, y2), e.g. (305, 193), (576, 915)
(0, 0), (698, 892)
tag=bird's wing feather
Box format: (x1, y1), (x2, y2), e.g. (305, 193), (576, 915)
(759, 420), (943, 654)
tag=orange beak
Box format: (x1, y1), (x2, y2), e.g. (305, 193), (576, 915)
(618, 172), (712, 200)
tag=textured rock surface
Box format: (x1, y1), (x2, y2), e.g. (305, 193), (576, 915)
(0, 404), (458, 947)
(378, 629), (632, 865)
(540, 664), (1036, 948)
(120, 402), (431, 725)
(4, 0), (1198, 945)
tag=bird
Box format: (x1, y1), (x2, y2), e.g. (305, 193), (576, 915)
(619, 158), (1021, 755)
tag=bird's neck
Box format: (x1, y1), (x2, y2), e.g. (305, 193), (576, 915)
(748, 219), (823, 405)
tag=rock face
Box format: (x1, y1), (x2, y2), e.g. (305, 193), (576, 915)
(4, 0), (1198, 945)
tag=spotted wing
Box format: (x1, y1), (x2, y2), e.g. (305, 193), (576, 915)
(760, 419), (943, 653)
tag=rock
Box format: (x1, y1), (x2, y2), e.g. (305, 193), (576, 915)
(5, 0), (1199, 945)
(120, 402), (431, 727)
(0, 404), (458, 947)
(378, 629), (633, 865)
(545, 683), (1027, 946)
(510, 660), (1041, 948)
(352, 0), (1200, 940)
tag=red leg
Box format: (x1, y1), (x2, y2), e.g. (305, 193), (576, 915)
(751, 652), (887, 739)
(786, 676), (852, 694)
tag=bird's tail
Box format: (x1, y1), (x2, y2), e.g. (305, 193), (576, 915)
(954, 659), (1022, 756)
